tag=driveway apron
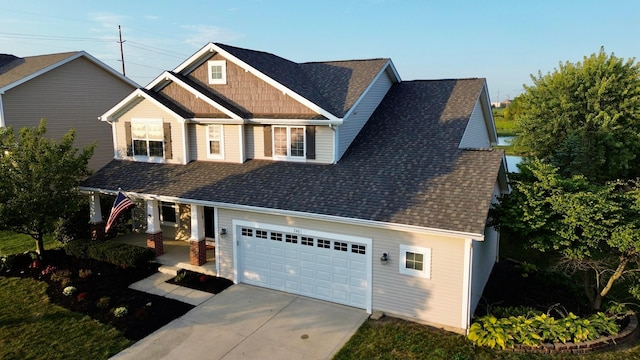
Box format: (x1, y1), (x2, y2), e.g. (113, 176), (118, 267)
(110, 284), (368, 360)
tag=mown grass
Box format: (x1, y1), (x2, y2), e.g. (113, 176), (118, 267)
(0, 230), (61, 255)
(0, 276), (131, 360)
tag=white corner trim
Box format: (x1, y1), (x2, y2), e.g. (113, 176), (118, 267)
(182, 121), (189, 164)
(0, 94), (5, 127)
(214, 207), (221, 276)
(461, 238), (473, 332)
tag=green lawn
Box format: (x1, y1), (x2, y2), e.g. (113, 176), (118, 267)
(0, 230), (61, 255)
(0, 276), (130, 360)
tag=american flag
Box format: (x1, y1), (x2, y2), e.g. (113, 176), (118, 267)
(105, 191), (136, 233)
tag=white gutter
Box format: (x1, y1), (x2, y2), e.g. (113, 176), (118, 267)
(80, 187), (485, 240)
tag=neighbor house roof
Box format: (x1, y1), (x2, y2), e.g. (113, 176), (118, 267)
(0, 51), (138, 92)
(82, 78), (504, 236)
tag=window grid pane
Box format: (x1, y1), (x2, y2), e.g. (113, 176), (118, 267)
(270, 232), (282, 242)
(334, 241), (348, 252)
(405, 252), (424, 271)
(148, 141), (164, 157)
(210, 65), (222, 80)
(301, 236), (314, 246)
(133, 140), (147, 156)
(317, 239), (330, 249)
(274, 127), (287, 156)
(256, 230), (267, 239)
(290, 127), (304, 157)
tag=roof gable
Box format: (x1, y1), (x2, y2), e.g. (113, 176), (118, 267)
(0, 51), (137, 93)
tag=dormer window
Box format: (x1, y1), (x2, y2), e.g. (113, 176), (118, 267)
(208, 60), (227, 85)
(131, 119), (164, 159)
(273, 126), (305, 160)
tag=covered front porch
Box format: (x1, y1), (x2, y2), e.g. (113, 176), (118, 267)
(114, 232), (217, 276)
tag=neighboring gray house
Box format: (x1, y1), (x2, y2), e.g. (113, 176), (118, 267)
(81, 43), (508, 333)
(0, 51), (138, 170)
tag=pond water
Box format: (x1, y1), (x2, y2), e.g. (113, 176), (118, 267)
(497, 136), (522, 172)
(497, 136), (515, 146)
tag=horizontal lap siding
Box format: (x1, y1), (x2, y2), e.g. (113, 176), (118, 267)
(245, 124), (333, 163)
(459, 100), (491, 149)
(113, 99), (184, 164)
(216, 208), (465, 330)
(189, 123), (241, 162)
(2, 57), (134, 170)
(338, 72), (392, 159)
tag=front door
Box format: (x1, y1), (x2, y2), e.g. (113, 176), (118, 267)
(204, 207), (216, 239)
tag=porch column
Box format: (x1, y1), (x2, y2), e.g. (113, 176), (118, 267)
(146, 199), (163, 256)
(189, 204), (206, 266)
(88, 192), (105, 241)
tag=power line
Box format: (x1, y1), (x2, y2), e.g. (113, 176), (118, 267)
(0, 31), (115, 42)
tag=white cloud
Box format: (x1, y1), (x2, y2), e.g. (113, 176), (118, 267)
(180, 24), (241, 47)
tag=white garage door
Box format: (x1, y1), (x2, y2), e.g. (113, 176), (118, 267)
(238, 225), (370, 309)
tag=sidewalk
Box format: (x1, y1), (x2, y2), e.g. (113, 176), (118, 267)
(128, 267), (214, 306)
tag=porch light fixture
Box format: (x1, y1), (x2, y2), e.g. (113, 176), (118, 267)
(380, 252), (389, 265)
(219, 228), (227, 236)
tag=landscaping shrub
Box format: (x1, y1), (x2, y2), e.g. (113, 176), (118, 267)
(468, 312), (620, 349)
(64, 240), (155, 268)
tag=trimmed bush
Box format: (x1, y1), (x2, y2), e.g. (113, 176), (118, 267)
(64, 240), (155, 268)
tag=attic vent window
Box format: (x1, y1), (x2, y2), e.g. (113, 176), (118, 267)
(208, 60), (227, 85)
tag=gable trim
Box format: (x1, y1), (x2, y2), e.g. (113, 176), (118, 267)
(0, 51), (138, 94)
(146, 71), (243, 120)
(99, 88), (184, 122)
(342, 60), (400, 120)
(173, 43), (340, 122)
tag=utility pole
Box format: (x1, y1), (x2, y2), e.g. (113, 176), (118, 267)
(118, 25), (126, 76)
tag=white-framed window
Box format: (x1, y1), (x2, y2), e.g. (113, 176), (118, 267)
(208, 60), (227, 85)
(399, 244), (431, 278)
(131, 119), (164, 160)
(160, 202), (177, 225)
(206, 124), (224, 159)
(273, 126), (305, 160)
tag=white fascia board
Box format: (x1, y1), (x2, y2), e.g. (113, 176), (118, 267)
(342, 59), (398, 120)
(188, 118), (245, 125)
(99, 88), (184, 122)
(190, 43), (340, 122)
(245, 118), (343, 126)
(80, 186), (485, 240)
(151, 72), (243, 120)
(0, 52), (137, 94)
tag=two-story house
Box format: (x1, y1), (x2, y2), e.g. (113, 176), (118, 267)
(0, 51), (137, 170)
(81, 43), (508, 333)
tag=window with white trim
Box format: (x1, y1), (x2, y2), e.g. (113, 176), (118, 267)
(160, 202), (177, 224)
(399, 244), (431, 278)
(208, 60), (227, 85)
(206, 124), (224, 159)
(273, 126), (305, 160)
(131, 119), (164, 159)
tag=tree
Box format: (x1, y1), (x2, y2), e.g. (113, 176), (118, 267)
(490, 159), (640, 310)
(514, 48), (640, 182)
(0, 120), (94, 256)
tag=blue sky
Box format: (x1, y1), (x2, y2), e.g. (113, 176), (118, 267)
(1, 1), (637, 102)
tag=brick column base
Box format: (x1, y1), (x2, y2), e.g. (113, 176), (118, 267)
(190, 240), (207, 266)
(89, 222), (106, 241)
(147, 231), (164, 256)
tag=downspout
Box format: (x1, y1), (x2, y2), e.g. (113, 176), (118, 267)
(461, 238), (473, 333)
(182, 121), (189, 164)
(0, 93), (5, 127)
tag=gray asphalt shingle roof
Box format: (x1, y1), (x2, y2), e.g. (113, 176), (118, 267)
(83, 78), (504, 236)
(0, 52), (78, 89)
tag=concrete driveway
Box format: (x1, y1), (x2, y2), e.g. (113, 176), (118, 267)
(111, 284), (369, 360)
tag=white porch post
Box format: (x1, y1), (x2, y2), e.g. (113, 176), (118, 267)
(146, 199), (163, 255)
(190, 204), (207, 265)
(88, 192), (105, 241)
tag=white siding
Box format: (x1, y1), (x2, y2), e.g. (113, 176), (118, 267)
(337, 72), (393, 160)
(216, 208), (467, 331)
(459, 100), (491, 149)
(113, 98), (184, 164)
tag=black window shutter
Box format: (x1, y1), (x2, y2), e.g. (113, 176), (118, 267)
(263, 125), (272, 157)
(163, 123), (173, 159)
(125, 121), (132, 156)
(306, 125), (316, 159)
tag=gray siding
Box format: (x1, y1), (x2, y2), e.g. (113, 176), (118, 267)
(337, 72), (393, 160)
(244, 124), (333, 164)
(216, 208), (467, 331)
(188, 123), (242, 163)
(459, 100), (491, 149)
(2, 56), (135, 170)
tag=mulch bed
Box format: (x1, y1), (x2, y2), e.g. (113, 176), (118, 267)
(2, 249), (216, 341)
(166, 269), (233, 294)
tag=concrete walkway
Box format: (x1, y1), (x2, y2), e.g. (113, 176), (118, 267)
(112, 275), (368, 360)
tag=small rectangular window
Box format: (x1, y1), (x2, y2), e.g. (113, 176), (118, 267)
(241, 228), (253, 237)
(285, 234), (298, 244)
(208, 60), (227, 85)
(317, 239), (330, 249)
(207, 125), (224, 159)
(256, 230), (268, 239)
(160, 202), (177, 224)
(270, 232), (282, 242)
(334, 241), (348, 252)
(301, 236), (314, 246)
(351, 244), (366, 254)
(399, 245), (431, 278)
